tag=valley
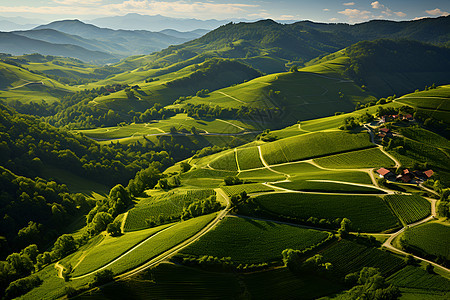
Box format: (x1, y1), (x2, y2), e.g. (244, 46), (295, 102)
(0, 13), (449, 300)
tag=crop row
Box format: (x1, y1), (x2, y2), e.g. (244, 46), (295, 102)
(387, 265), (450, 291)
(384, 194), (430, 225)
(221, 183), (274, 196)
(314, 148), (395, 169)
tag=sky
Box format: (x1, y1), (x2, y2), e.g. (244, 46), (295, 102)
(0, 0), (449, 24)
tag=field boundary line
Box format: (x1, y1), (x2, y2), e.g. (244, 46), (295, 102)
(217, 91), (246, 104)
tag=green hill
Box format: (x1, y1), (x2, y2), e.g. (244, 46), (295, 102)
(304, 40), (450, 97)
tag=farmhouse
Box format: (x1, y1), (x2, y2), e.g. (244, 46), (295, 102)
(398, 169), (414, 183)
(376, 168), (395, 180)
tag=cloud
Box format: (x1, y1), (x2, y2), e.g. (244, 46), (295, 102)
(278, 15), (295, 20)
(323, 8), (329, 12)
(371, 1), (384, 9)
(0, 1), (260, 19)
(329, 18), (339, 22)
(53, 0), (102, 5)
(343, 2), (355, 6)
(338, 8), (371, 22)
(371, 1), (406, 18)
(425, 8), (450, 16)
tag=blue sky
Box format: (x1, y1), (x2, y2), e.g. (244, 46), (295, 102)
(0, 0), (449, 23)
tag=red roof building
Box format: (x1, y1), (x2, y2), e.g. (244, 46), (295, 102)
(377, 168), (391, 176)
(424, 170), (434, 178)
(380, 128), (390, 133)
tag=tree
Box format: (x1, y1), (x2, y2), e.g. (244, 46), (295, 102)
(180, 162), (191, 173)
(91, 269), (114, 287)
(426, 263), (434, 274)
(290, 65), (298, 72)
(90, 212), (113, 234)
(52, 235), (77, 259)
(106, 220), (122, 237)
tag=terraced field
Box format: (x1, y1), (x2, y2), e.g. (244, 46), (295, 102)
(74, 213), (217, 277)
(321, 240), (405, 276)
(72, 224), (172, 276)
(314, 147), (395, 169)
(124, 189), (216, 231)
(238, 168), (285, 182)
(252, 193), (400, 232)
(209, 151), (238, 171)
(401, 222), (450, 260)
(260, 131), (373, 165)
(271, 162), (373, 184)
(221, 183), (274, 196)
(384, 194), (431, 225)
(274, 180), (384, 194)
(181, 168), (237, 187)
(387, 265), (450, 291)
(236, 147), (264, 170)
(181, 217), (332, 263)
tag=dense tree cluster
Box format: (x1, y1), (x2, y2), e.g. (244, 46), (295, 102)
(184, 103), (283, 122)
(344, 267), (400, 299)
(0, 104), (173, 185)
(0, 166), (91, 254)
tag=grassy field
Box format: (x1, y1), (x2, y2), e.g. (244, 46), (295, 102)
(387, 265), (450, 292)
(260, 131), (373, 165)
(72, 224), (173, 276)
(314, 147), (395, 169)
(321, 239), (405, 276)
(221, 183), (274, 196)
(238, 168), (286, 182)
(242, 267), (344, 300)
(181, 168), (237, 188)
(397, 127), (450, 150)
(252, 193), (400, 232)
(76, 262), (242, 300)
(181, 216), (331, 264)
(271, 162), (373, 184)
(236, 147), (264, 170)
(274, 180), (384, 194)
(384, 194), (431, 225)
(124, 189), (216, 232)
(183, 70), (375, 126)
(107, 213), (217, 275)
(401, 222), (450, 260)
(209, 151), (238, 171)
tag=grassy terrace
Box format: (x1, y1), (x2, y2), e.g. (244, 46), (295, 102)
(182, 217), (331, 263)
(251, 193), (400, 232)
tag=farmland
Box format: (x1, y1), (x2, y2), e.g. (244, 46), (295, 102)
(384, 194), (431, 225)
(274, 180), (384, 194)
(387, 265), (450, 291)
(252, 193), (400, 232)
(209, 150), (238, 171)
(72, 224), (173, 276)
(238, 168), (286, 182)
(314, 147), (395, 169)
(260, 131), (373, 165)
(271, 162), (373, 184)
(400, 222), (450, 260)
(181, 216), (332, 263)
(221, 183), (274, 196)
(321, 239), (405, 276)
(124, 189), (216, 231)
(236, 147), (264, 170)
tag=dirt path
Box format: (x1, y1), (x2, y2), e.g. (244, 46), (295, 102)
(71, 189), (231, 281)
(257, 145), (289, 178)
(8, 81), (43, 90)
(381, 199), (450, 273)
(55, 262), (64, 279)
(117, 188), (231, 280)
(217, 91), (246, 104)
(121, 212), (129, 234)
(216, 119), (245, 131)
(234, 148), (241, 173)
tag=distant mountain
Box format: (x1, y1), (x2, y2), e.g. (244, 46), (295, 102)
(13, 29), (128, 55)
(138, 16), (450, 74)
(88, 13), (229, 31)
(34, 20), (196, 55)
(0, 16), (42, 31)
(0, 32), (116, 63)
(159, 29), (209, 40)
